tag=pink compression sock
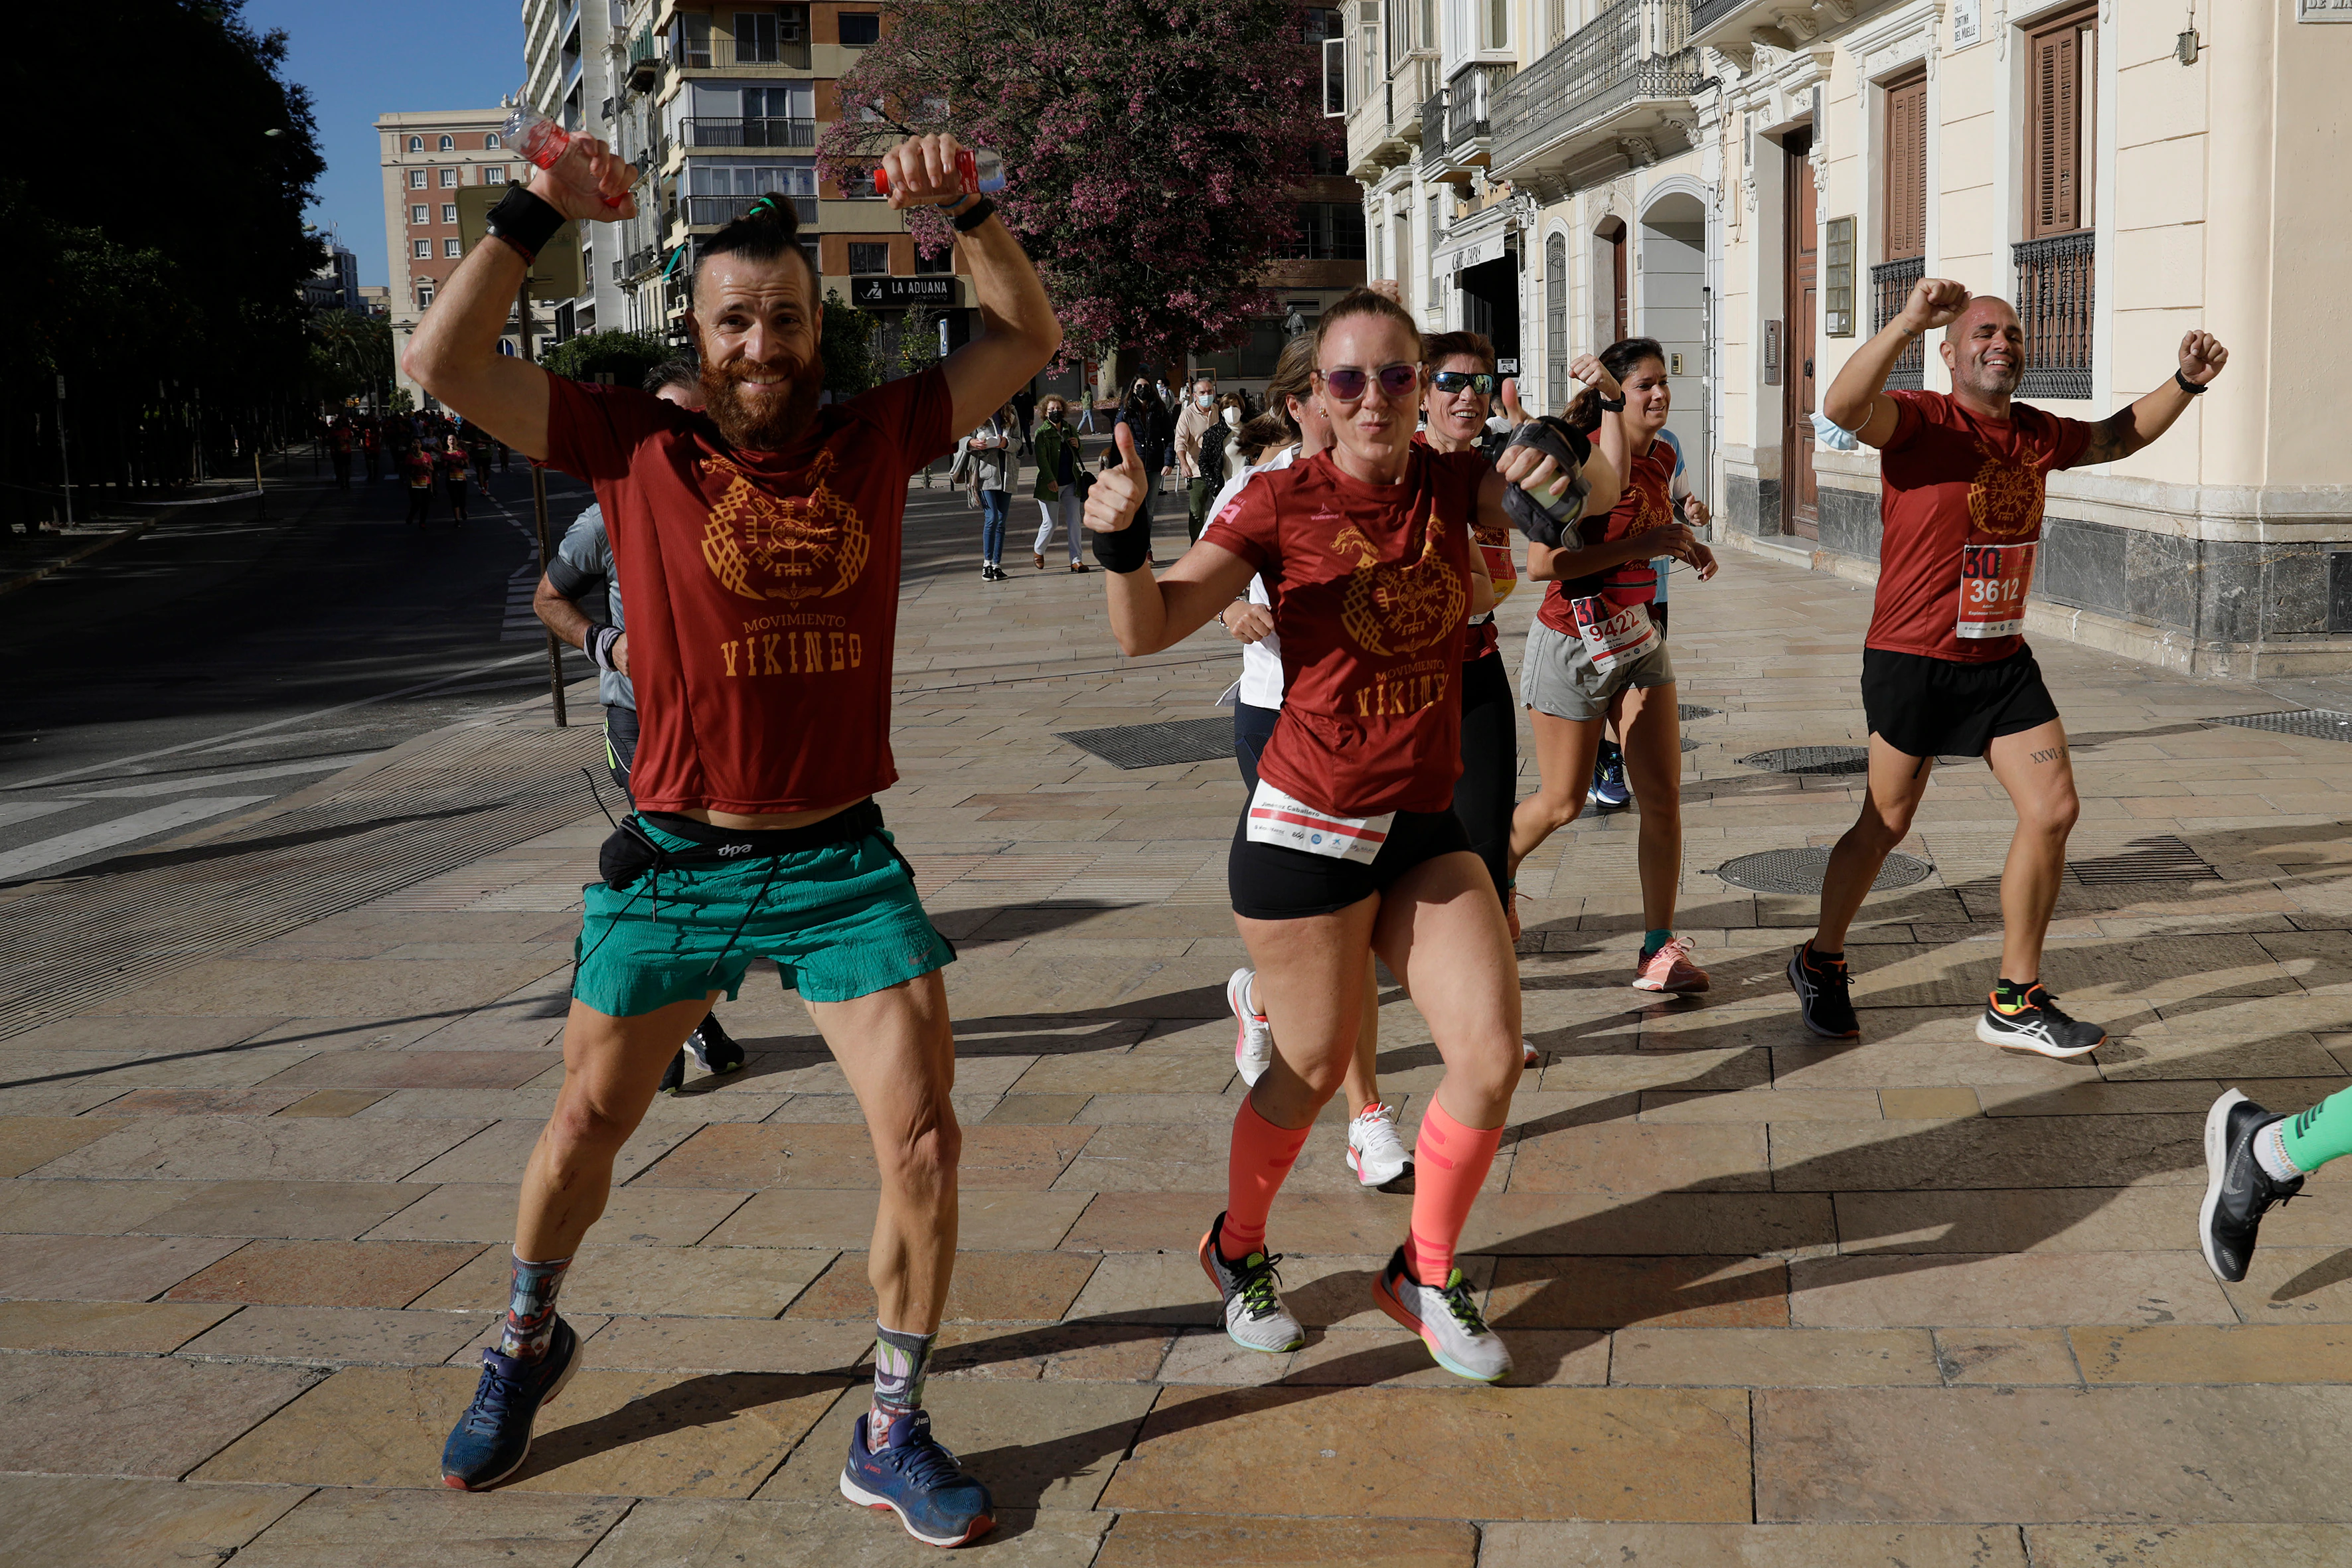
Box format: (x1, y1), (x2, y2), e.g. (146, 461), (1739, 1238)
(1407, 1097), (1505, 1286)
(1220, 1095), (1310, 1260)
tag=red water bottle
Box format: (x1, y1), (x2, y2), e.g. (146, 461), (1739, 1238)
(872, 147), (1006, 199)
(503, 104), (625, 209)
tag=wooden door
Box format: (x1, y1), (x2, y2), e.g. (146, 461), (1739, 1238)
(1782, 127), (1818, 538)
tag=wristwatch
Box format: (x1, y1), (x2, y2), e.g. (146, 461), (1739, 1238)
(1598, 394), (1627, 413)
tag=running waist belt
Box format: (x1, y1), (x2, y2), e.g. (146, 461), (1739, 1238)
(597, 799), (887, 890)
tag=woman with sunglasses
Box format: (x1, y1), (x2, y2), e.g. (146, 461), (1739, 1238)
(1509, 337), (1719, 995)
(1083, 288), (1614, 1383)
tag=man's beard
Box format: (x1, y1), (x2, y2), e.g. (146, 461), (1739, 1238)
(702, 359), (821, 451)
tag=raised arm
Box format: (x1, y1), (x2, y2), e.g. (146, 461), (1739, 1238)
(402, 137), (637, 461)
(2072, 331), (2229, 465)
(1822, 275), (1969, 448)
(1084, 425), (1255, 654)
(878, 136), (1063, 435)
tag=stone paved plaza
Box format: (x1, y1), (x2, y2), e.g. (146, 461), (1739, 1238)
(7, 485), (2352, 1564)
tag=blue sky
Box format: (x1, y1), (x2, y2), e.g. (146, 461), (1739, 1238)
(247, 0), (528, 287)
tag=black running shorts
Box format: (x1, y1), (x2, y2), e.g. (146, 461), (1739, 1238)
(1228, 805), (1472, 921)
(1861, 645), (2059, 760)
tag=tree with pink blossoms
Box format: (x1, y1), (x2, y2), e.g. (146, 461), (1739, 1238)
(817, 0), (1337, 374)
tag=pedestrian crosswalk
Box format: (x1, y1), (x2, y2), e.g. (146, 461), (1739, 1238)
(0, 797), (268, 884)
(501, 560), (542, 642)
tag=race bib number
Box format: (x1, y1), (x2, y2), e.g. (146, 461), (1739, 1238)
(1245, 780), (1393, 865)
(1957, 542), (2035, 639)
(1568, 594), (1660, 674)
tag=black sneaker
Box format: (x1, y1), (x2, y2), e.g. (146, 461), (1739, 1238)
(1787, 943), (1859, 1040)
(1976, 982), (2104, 1058)
(2200, 1089), (2301, 1283)
(657, 1050), (687, 1096)
(686, 1014), (744, 1077)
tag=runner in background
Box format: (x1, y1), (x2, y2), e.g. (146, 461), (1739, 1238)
(532, 360), (746, 1097)
(440, 435), (473, 526)
(329, 418), (354, 489)
(1508, 338), (1717, 994)
(1591, 426), (1712, 811)
(1788, 278), (2227, 1057)
(400, 439), (434, 527)
(1089, 289), (1598, 1383)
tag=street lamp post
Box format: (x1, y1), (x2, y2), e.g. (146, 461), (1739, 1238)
(513, 282), (568, 728)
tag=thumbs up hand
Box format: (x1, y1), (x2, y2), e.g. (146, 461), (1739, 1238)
(1499, 376), (1527, 427)
(1083, 422), (1151, 537)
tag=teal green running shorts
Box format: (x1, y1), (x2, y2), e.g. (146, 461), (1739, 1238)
(572, 818), (954, 1018)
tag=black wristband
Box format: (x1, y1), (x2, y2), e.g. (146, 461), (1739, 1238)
(485, 185), (564, 265)
(951, 197), (996, 233)
(1091, 520), (1150, 574)
(2175, 369), (2208, 396)
(587, 625), (623, 672)
(1598, 395), (1627, 413)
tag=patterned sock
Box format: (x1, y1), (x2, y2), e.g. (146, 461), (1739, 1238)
(868, 1322), (937, 1448)
(2256, 1120), (2309, 1183)
(497, 1251), (573, 1361)
(2280, 1086), (2352, 1178)
(1992, 978), (2037, 1012)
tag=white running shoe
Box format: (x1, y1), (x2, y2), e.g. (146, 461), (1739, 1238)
(1227, 967), (1275, 1086)
(1346, 1103), (1413, 1188)
(1522, 1038), (1540, 1069)
(1197, 1212), (1304, 1354)
(1373, 1247), (1510, 1382)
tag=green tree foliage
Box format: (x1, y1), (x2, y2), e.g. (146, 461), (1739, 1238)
(539, 329), (673, 387)
(821, 290), (878, 398)
(305, 309), (394, 408)
(895, 305), (945, 380)
(1, 3), (328, 524)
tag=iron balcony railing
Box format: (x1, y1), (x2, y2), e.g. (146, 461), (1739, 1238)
(1690, 0), (1749, 32)
(1490, 0), (1701, 176)
(1421, 92), (1447, 160)
(684, 194), (818, 226)
(2013, 231), (2094, 400)
(681, 116), (817, 149)
(1871, 256), (1925, 390)
(1445, 61), (1515, 153)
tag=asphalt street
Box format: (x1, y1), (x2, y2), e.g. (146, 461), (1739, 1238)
(0, 448), (603, 886)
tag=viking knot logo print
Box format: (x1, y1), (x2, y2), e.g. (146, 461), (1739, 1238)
(699, 449), (871, 602)
(1965, 442), (2047, 540)
(1332, 519), (1464, 657)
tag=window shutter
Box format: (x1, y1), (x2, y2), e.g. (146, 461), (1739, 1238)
(1883, 73), (1926, 260)
(2029, 25), (2082, 237)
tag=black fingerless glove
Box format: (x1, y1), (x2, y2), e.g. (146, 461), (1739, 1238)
(1091, 521), (1150, 575)
(587, 625), (624, 672)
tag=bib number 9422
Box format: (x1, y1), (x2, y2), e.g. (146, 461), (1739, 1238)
(1956, 542), (2035, 639)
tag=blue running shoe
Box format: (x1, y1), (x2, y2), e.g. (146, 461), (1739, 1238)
(840, 1407), (996, 1548)
(1590, 747), (1630, 811)
(439, 1317), (580, 1490)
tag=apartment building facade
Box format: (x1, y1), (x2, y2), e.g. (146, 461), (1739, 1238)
(597, 0), (957, 354)
(1346, 0), (2352, 676)
(377, 109), (532, 404)
(523, 0), (631, 339)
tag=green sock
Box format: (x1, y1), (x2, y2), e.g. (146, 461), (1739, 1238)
(1642, 929), (1673, 960)
(2281, 1086), (2352, 1176)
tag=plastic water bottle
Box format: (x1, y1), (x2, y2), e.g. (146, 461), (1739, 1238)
(871, 147), (1006, 200)
(503, 104), (624, 208)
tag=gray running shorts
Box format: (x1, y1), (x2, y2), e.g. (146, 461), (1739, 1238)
(1519, 616), (1676, 722)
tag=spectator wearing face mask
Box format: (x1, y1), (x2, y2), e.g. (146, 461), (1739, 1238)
(1173, 374), (1225, 544)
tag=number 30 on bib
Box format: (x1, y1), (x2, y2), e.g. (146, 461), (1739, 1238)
(1957, 542), (2035, 640)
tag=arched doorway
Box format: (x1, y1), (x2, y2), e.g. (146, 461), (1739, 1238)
(1638, 191), (1709, 505)
(1593, 216), (1628, 349)
(1545, 233), (1568, 414)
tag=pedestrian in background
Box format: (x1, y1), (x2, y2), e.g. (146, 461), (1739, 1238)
(1012, 384), (1037, 456)
(1172, 373), (1221, 543)
(966, 406), (1014, 580)
(1029, 395), (1088, 573)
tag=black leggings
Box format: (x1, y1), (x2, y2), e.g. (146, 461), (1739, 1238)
(404, 485), (431, 524)
(1453, 649), (1515, 898)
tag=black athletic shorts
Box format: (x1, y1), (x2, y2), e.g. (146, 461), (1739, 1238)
(1228, 803), (1472, 921)
(1861, 645), (2059, 760)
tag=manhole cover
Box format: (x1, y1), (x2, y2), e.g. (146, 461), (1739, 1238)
(1737, 745), (1870, 775)
(1679, 704), (1719, 721)
(2209, 709), (2352, 742)
(2069, 834), (2221, 885)
(1056, 717), (1233, 770)
(1713, 847), (1932, 894)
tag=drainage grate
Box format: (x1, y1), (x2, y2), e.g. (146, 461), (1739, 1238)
(1678, 704), (1720, 722)
(1737, 745), (1871, 775)
(1056, 718), (1234, 770)
(2209, 709), (2352, 742)
(1713, 847), (1932, 894)
(2068, 834), (2221, 886)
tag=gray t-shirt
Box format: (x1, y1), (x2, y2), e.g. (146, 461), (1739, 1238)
(544, 503), (632, 710)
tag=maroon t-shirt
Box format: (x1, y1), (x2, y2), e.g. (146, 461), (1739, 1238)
(1867, 390), (2094, 664)
(1203, 446), (1482, 817)
(543, 370), (953, 814)
(1536, 437), (1676, 635)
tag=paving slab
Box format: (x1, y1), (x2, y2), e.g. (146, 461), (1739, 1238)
(0, 1232), (246, 1302)
(413, 1243), (836, 1318)
(0, 1298), (238, 1354)
(578, 1498), (1109, 1566)
(1095, 1513), (1476, 1567)
(0, 1354), (321, 1478)
(1476, 1522), (2027, 1566)
(163, 1239), (486, 1308)
(0, 1474), (311, 1567)
(228, 1486), (630, 1568)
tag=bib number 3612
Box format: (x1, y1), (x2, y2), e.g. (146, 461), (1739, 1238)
(1956, 542), (2036, 639)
